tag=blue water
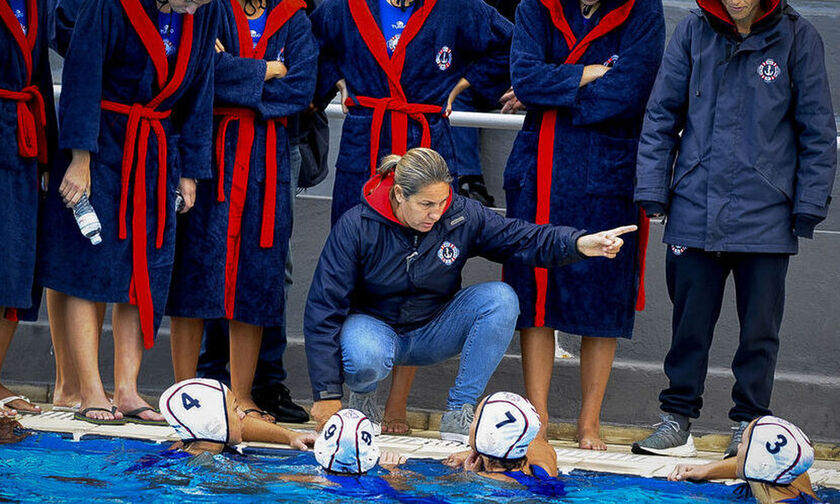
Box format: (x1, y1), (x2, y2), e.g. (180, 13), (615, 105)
(1, 432), (838, 503)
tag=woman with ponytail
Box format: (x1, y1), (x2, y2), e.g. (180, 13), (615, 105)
(166, 0), (317, 422)
(304, 147), (638, 442)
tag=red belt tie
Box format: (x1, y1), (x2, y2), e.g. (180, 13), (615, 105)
(214, 107), (286, 319)
(344, 96), (442, 176)
(0, 85), (48, 164)
(101, 100), (171, 349)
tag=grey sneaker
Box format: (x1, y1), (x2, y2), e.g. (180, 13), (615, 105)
(723, 421), (750, 459)
(631, 413), (697, 457)
(348, 391), (382, 436)
(440, 404), (475, 444)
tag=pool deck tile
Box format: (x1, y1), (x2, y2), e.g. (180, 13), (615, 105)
(15, 410), (840, 490)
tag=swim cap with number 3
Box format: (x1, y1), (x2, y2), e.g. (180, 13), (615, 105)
(742, 416), (814, 484)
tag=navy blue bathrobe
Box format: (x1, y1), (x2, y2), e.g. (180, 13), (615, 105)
(310, 0), (513, 224)
(503, 0), (664, 338)
(37, 0), (217, 347)
(167, 0), (318, 327)
(0, 0), (57, 313)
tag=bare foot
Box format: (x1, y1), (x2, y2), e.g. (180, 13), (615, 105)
(577, 426), (607, 451)
(115, 395), (163, 423)
(79, 402), (123, 421)
(382, 417), (411, 435)
(0, 384), (42, 414)
(0, 406), (17, 417)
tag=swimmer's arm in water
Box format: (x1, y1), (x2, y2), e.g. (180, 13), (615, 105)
(526, 438), (559, 477)
(668, 457), (738, 482)
(442, 449), (474, 469)
(274, 474), (339, 487)
(242, 416), (317, 451)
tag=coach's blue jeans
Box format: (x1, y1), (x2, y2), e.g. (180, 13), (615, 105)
(339, 282), (518, 411)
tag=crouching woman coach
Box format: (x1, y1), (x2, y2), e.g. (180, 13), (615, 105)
(304, 148), (635, 442)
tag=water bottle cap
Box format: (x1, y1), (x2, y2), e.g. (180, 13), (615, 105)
(90, 234), (103, 245)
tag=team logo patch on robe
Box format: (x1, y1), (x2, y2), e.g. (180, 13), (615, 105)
(436, 46), (452, 71)
(388, 34), (401, 53)
(277, 47), (285, 63)
(757, 58), (781, 83)
(670, 245), (687, 256)
(438, 241), (459, 265)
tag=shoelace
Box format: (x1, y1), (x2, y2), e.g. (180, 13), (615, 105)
(358, 395), (382, 423)
(730, 422), (747, 445)
(652, 416), (680, 434)
(457, 406), (475, 430)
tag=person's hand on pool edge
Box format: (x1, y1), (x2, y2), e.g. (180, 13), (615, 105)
(380, 451), (407, 466)
(576, 225), (638, 259)
(289, 431), (318, 451)
(312, 400), (343, 431)
(668, 463), (712, 482)
(443, 450), (471, 468)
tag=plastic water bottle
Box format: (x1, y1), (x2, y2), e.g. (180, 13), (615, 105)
(73, 194), (102, 245)
(174, 189), (185, 213)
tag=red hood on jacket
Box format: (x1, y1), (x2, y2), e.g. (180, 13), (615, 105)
(696, 0), (782, 32)
(362, 172), (453, 227)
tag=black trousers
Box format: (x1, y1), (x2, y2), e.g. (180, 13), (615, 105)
(659, 247), (790, 422)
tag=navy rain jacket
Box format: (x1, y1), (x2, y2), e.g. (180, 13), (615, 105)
(635, 0), (836, 253)
(304, 173), (586, 401)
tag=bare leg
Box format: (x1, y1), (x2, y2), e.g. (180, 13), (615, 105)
(383, 365), (416, 434)
(111, 303), (162, 421)
(521, 327), (554, 439)
(170, 317), (204, 382)
(0, 315), (33, 415)
(65, 295), (119, 421)
(577, 336), (617, 451)
(229, 320), (271, 422)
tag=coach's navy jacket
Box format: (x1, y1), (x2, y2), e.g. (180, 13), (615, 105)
(634, 0), (836, 253)
(304, 173), (585, 401)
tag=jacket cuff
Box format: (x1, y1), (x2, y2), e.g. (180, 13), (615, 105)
(794, 213), (821, 239)
(639, 200), (667, 218)
(571, 228), (588, 261)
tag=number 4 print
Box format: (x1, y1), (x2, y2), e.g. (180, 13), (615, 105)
(182, 393), (201, 410)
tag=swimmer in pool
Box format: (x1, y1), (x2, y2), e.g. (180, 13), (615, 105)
(159, 379), (316, 456)
(443, 391), (564, 493)
(668, 416), (826, 504)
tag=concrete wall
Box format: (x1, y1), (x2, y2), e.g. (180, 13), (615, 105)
(5, 0), (838, 442)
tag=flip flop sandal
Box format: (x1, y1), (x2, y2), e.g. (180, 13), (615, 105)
(73, 406), (127, 425)
(382, 418), (412, 436)
(244, 408), (276, 423)
(122, 407), (170, 427)
(0, 395), (41, 415)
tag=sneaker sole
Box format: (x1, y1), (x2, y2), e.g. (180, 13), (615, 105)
(631, 434), (697, 457)
(440, 432), (469, 444)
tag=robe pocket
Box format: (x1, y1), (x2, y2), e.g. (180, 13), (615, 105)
(670, 159), (700, 191)
(503, 131), (538, 191)
(752, 163), (793, 203)
(336, 114), (376, 174)
(585, 135), (637, 198)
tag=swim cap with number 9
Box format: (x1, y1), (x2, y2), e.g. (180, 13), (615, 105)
(314, 409), (380, 474)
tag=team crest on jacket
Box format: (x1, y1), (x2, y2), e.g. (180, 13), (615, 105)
(670, 245), (687, 256)
(438, 241), (459, 265)
(436, 46), (452, 70)
(757, 58), (781, 83)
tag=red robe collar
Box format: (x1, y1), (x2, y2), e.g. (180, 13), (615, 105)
(0, 0), (38, 83)
(230, 0), (306, 59)
(362, 172), (452, 227)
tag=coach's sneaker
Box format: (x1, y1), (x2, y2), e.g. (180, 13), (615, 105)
(631, 412), (697, 457)
(440, 404), (475, 444)
(723, 420), (750, 459)
(347, 391), (382, 436)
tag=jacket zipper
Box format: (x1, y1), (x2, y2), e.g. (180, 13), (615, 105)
(405, 235), (419, 273)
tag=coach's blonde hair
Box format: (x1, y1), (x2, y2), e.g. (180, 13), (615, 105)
(377, 148), (453, 199)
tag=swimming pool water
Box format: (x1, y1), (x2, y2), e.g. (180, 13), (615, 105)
(1, 432), (838, 503)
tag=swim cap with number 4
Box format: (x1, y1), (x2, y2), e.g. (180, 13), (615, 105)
(314, 409), (380, 474)
(742, 416), (814, 485)
(159, 379), (230, 443)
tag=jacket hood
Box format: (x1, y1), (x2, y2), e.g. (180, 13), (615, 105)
(696, 0), (784, 36)
(361, 172), (454, 227)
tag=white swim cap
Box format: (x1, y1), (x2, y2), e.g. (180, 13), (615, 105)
(742, 416), (814, 485)
(159, 379), (231, 444)
(474, 392), (541, 460)
(314, 409), (380, 474)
